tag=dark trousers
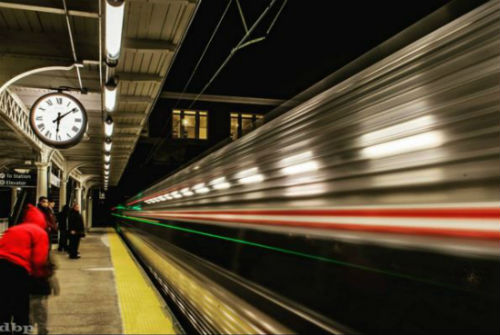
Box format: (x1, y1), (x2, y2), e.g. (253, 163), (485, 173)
(0, 259), (30, 334)
(58, 230), (68, 252)
(68, 234), (81, 258)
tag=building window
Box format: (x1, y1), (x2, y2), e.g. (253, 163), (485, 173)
(230, 113), (263, 140)
(172, 110), (208, 140)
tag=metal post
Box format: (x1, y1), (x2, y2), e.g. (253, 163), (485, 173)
(59, 172), (67, 210)
(35, 162), (49, 200)
(75, 186), (82, 209)
(87, 196), (93, 229)
(10, 187), (18, 211)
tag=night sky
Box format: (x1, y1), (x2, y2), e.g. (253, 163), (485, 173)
(107, 0), (459, 207)
(164, 0), (453, 98)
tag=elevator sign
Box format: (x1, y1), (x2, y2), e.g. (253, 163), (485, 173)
(0, 171), (36, 187)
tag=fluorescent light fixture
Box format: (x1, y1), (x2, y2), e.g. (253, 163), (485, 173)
(193, 183), (205, 190)
(105, 0), (125, 62)
(171, 191), (182, 199)
(281, 161), (319, 175)
(104, 164), (110, 171)
(104, 138), (112, 152)
(280, 151), (313, 165)
(193, 166), (200, 170)
(104, 116), (114, 137)
(104, 170), (109, 176)
(104, 79), (118, 112)
(239, 174), (264, 184)
(361, 131), (444, 159)
(104, 153), (111, 163)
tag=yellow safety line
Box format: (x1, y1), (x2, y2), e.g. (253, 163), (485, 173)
(108, 232), (177, 335)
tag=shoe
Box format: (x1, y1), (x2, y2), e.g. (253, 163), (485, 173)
(69, 255), (81, 259)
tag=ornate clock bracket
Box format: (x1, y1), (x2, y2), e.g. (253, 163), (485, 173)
(0, 63), (85, 96)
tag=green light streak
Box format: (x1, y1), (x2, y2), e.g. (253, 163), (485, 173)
(112, 213), (469, 292)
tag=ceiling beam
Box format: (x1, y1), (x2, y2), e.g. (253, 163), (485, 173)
(160, 91), (286, 106)
(124, 38), (176, 51)
(0, 32), (173, 58)
(113, 112), (147, 119)
(120, 95), (153, 103)
(127, 0), (194, 3)
(19, 72), (162, 84)
(0, 0), (98, 18)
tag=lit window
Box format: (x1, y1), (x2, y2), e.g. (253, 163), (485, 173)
(172, 110), (208, 140)
(230, 113), (263, 140)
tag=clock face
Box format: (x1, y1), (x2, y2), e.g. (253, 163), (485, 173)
(30, 93), (88, 148)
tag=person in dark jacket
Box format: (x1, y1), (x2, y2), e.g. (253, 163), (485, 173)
(57, 205), (70, 252)
(67, 203), (84, 259)
(37, 197), (57, 235)
(0, 204), (49, 333)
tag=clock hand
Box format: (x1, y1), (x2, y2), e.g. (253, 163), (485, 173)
(52, 108), (77, 123)
(55, 112), (61, 134)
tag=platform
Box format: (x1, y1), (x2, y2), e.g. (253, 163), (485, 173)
(45, 229), (178, 335)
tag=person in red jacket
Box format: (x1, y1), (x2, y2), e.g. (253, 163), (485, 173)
(0, 204), (49, 333)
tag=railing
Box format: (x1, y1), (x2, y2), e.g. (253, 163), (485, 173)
(0, 89), (43, 150)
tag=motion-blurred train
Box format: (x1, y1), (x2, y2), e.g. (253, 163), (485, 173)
(114, 1), (500, 333)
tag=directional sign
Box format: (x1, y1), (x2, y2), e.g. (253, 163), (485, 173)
(0, 171), (36, 187)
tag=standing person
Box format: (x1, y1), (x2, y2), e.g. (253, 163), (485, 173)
(47, 199), (58, 247)
(0, 204), (49, 334)
(37, 197), (57, 235)
(57, 205), (70, 253)
(67, 203), (85, 259)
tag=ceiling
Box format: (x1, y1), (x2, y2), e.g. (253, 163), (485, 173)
(0, 0), (199, 186)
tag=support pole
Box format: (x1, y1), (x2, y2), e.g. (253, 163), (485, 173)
(35, 162), (49, 201)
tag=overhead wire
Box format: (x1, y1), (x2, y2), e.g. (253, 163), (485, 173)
(187, 0), (282, 109)
(173, 0), (233, 110)
(61, 0), (84, 91)
(144, 0), (234, 166)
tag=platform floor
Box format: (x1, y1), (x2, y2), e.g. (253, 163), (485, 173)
(45, 228), (178, 334)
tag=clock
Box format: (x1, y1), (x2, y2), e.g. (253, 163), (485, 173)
(30, 92), (88, 148)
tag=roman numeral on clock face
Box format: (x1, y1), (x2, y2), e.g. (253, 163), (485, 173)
(36, 116), (43, 121)
(45, 130), (52, 139)
(56, 98), (62, 104)
(46, 100), (53, 106)
(75, 118), (82, 123)
(56, 134), (62, 141)
(37, 123), (45, 131)
(72, 126), (79, 132)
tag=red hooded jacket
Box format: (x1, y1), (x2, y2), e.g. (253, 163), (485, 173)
(0, 204), (49, 277)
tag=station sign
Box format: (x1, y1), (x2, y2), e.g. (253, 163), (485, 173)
(0, 170), (36, 187)
(50, 172), (61, 188)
